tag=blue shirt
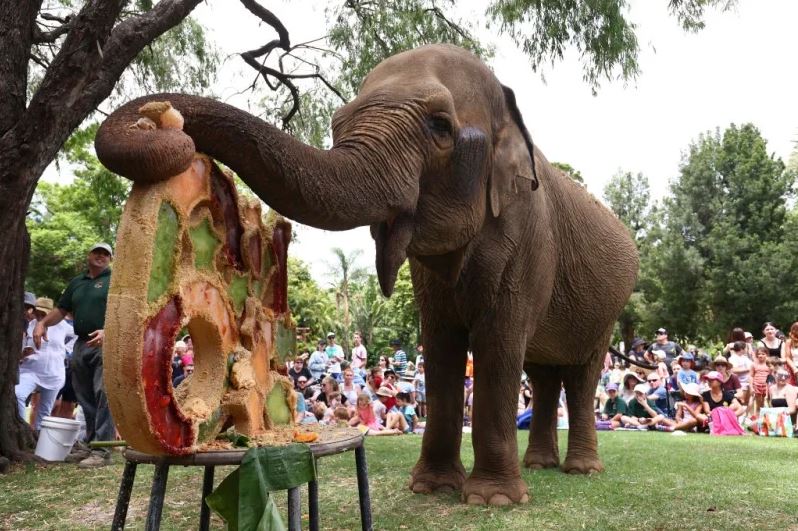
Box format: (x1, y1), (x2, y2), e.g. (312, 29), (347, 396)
(393, 350), (408, 375)
(677, 369), (698, 387)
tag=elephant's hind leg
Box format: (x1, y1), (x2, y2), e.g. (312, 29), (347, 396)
(560, 347), (606, 474)
(523, 363), (561, 469)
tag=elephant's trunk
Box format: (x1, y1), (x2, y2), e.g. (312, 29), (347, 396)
(95, 93), (423, 232)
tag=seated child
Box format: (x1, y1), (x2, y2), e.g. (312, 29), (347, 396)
(665, 382), (707, 432)
(395, 392), (419, 433)
(350, 392), (400, 435)
(599, 383), (626, 429)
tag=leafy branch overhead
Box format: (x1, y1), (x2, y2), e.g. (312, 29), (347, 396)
(238, 0), (735, 132)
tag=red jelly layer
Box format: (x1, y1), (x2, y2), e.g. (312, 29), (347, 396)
(142, 297), (194, 453)
(210, 164), (244, 271)
(271, 220), (291, 314)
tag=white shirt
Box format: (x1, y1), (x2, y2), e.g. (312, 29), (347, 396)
(20, 319), (75, 390)
(729, 353), (752, 383)
(351, 344), (367, 369)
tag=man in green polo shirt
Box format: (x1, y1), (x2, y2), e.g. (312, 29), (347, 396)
(34, 243), (114, 468)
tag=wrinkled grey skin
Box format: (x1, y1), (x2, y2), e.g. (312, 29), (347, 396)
(96, 44), (638, 505)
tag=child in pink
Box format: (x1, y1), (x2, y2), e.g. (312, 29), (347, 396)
(750, 346), (771, 414)
(349, 393), (399, 436)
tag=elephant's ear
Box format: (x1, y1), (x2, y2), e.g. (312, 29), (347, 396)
(489, 85), (539, 217)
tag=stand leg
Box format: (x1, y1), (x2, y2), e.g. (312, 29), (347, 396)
(199, 466), (214, 531)
(355, 443), (372, 531)
(288, 488), (302, 531)
(112, 461), (138, 531)
(308, 479), (319, 531)
(146, 463), (170, 531)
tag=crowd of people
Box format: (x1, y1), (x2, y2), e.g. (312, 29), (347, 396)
(18, 242), (115, 468)
(284, 333), (428, 436)
(562, 325), (798, 436)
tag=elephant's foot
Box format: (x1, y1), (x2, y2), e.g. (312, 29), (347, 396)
(523, 447), (560, 470)
(462, 475), (529, 505)
(561, 454), (604, 475)
(409, 459), (467, 494)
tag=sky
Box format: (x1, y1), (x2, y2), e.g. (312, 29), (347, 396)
(52, 1), (798, 283)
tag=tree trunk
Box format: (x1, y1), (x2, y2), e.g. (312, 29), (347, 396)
(0, 201), (35, 464)
(0, 0), (205, 465)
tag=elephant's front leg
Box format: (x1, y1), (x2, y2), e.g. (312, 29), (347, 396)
(462, 333), (529, 505)
(409, 324), (468, 493)
(560, 348), (606, 474)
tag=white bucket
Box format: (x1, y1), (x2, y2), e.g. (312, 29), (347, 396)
(35, 416), (81, 462)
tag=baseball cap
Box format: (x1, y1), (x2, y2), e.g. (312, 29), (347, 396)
(744, 331), (753, 339)
(90, 242), (113, 256)
(680, 353), (694, 361)
(655, 328), (667, 335)
(389, 338), (401, 346)
(606, 383), (619, 392)
(326, 332), (335, 338)
(633, 383), (649, 394)
(23, 291), (36, 308)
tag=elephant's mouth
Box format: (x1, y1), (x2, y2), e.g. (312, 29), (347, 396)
(372, 212), (414, 296)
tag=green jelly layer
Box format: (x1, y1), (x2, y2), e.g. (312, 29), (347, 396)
(275, 318), (296, 363)
(190, 217), (219, 270)
(265, 384), (292, 426)
(147, 202), (179, 303)
(228, 273), (249, 314)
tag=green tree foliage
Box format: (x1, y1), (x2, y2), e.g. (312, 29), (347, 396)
(603, 170), (653, 346)
(642, 124), (795, 341)
(487, 0), (733, 90)
(287, 257), (336, 352)
(326, 248), (369, 353)
(26, 124), (130, 299)
(380, 262), (420, 352)
(603, 170), (652, 246)
(551, 162), (584, 184)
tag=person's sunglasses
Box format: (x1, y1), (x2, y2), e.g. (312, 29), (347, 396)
(647, 378), (659, 382)
(777, 373), (789, 379)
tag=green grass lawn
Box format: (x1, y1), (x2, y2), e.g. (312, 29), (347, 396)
(2, 431), (797, 530)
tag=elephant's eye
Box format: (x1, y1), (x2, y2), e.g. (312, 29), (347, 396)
(427, 115), (453, 138)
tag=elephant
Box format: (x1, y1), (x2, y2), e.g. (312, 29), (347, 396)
(96, 43), (638, 505)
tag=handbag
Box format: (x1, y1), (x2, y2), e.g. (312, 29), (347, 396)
(753, 407), (793, 437)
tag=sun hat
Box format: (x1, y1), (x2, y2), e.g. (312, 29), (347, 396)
(34, 297), (53, 313)
(174, 340), (187, 349)
(623, 372), (644, 383)
(712, 355), (729, 366)
(376, 387), (393, 397)
(606, 383), (619, 392)
(682, 382), (701, 397)
(633, 383), (649, 394)
(679, 353), (694, 361)
(24, 291), (37, 308)
(90, 242), (113, 256)
(703, 371), (723, 383)
(631, 338), (647, 349)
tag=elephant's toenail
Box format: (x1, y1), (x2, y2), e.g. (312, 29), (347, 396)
(466, 494), (486, 505)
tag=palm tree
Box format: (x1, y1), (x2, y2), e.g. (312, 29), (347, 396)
(327, 247), (368, 355)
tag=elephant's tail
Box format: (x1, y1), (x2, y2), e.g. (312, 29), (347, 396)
(607, 346), (659, 370)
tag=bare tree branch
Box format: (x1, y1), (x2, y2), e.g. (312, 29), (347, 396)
(33, 16), (73, 44)
(237, 0), (346, 127)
